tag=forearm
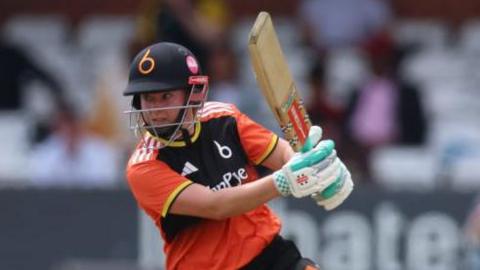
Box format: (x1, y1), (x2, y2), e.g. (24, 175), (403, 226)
(170, 173), (281, 220)
(210, 175), (280, 219)
(262, 138), (295, 170)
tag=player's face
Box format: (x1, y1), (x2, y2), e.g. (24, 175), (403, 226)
(140, 90), (187, 128)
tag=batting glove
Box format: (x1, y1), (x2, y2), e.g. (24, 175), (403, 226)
(273, 140), (343, 198)
(311, 161), (354, 211)
(300, 125), (323, 153)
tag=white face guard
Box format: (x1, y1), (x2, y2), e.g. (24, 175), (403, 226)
(124, 76), (209, 149)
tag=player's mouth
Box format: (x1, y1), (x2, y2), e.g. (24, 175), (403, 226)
(150, 117), (169, 125)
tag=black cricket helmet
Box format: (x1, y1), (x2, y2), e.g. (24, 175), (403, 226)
(124, 42), (209, 148)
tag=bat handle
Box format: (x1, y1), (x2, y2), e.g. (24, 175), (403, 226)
(285, 95), (312, 152)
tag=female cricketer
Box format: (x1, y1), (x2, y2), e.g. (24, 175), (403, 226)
(123, 42), (353, 270)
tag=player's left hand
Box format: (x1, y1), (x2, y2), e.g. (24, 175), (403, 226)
(273, 139), (344, 198)
(310, 160), (354, 211)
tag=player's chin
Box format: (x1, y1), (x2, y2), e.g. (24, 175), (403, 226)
(149, 126), (177, 137)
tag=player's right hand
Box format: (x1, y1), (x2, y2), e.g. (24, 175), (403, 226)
(273, 140), (344, 198)
(311, 163), (353, 211)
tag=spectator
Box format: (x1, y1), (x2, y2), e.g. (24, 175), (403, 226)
(306, 58), (345, 145)
(131, 0), (229, 66)
(29, 103), (120, 188)
(0, 39), (67, 142)
(0, 39), (64, 111)
(207, 43), (243, 107)
(298, 0), (392, 52)
(343, 31), (427, 182)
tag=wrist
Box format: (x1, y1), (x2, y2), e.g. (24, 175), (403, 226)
(272, 171), (290, 196)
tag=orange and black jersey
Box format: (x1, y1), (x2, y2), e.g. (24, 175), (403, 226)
(126, 102), (282, 270)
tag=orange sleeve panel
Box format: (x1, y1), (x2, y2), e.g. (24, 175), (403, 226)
(126, 159), (192, 220)
(232, 106), (279, 165)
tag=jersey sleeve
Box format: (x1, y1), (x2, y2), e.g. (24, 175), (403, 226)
(126, 160), (193, 218)
(233, 106), (279, 165)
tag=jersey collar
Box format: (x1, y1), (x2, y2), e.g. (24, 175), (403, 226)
(147, 122), (201, 147)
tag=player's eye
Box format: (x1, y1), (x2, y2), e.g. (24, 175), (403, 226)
(161, 92), (172, 100)
(142, 94), (154, 102)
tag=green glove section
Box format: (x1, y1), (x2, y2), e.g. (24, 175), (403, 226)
(290, 140), (335, 172)
(301, 135), (314, 153)
(319, 166), (345, 199)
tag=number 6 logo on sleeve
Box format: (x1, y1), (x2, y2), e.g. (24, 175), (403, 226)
(138, 49), (155, 74)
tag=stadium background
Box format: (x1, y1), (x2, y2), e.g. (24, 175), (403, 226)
(1, 0), (480, 269)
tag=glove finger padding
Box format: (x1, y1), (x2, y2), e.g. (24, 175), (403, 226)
(286, 154), (341, 198)
(311, 163), (354, 210)
(320, 174), (353, 211)
(282, 150), (341, 198)
(301, 125), (323, 153)
(286, 140), (335, 171)
(273, 140), (346, 198)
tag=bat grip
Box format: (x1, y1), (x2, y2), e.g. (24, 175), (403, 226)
(284, 94), (312, 151)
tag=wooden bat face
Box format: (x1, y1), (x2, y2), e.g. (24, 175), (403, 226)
(248, 12), (312, 151)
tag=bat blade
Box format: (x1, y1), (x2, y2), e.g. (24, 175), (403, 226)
(248, 11), (312, 151)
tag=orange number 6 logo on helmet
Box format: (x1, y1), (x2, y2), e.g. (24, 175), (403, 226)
(138, 49), (155, 74)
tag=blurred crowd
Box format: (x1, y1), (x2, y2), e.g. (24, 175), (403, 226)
(3, 1), (480, 269)
(1, 0), (480, 192)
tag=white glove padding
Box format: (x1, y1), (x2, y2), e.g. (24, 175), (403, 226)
(311, 161), (354, 211)
(300, 125), (323, 153)
(273, 140), (342, 198)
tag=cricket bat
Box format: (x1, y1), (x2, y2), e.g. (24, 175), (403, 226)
(248, 11), (312, 152)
